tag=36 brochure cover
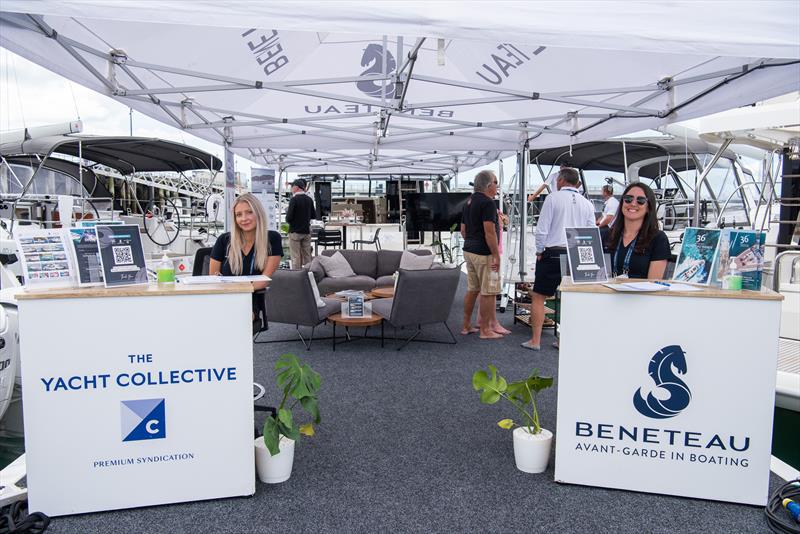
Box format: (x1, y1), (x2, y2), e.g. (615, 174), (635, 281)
(564, 227), (608, 284)
(712, 229), (765, 290)
(672, 227), (721, 285)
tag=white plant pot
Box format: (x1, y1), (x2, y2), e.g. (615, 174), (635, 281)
(254, 436), (295, 483)
(512, 426), (553, 474)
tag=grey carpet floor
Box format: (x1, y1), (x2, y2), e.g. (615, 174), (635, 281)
(50, 275), (779, 533)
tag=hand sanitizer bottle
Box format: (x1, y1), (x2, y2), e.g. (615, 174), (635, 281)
(724, 258), (742, 291)
(157, 253), (175, 284)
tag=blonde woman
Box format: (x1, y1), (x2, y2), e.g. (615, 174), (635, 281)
(209, 193), (283, 315)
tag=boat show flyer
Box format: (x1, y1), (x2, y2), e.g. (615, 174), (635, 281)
(672, 227), (721, 285)
(14, 228), (76, 288)
(67, 227), (104, 287)
(564, 226), (608, 284)
(95, 224), (148, 287)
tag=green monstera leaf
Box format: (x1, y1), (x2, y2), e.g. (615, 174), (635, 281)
(276, 353), (321, 401)
(506, 369), (553, 404)
(472, 364), (508, 404)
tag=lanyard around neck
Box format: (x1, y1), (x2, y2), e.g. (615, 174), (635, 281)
(614, 236), (637, 276)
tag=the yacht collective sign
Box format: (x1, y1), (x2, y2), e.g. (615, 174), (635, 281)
(16, 284), (255, 516)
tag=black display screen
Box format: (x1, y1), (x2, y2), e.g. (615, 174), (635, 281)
(404, 193), (473, 232)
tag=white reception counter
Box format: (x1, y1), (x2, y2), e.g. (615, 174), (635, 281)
(554, 278), (783, 506)
(17, 282), (255, 516)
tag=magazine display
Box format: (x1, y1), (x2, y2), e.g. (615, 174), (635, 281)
(672, 227), (721, 285)
(96, 224), (149, 287)
(14, 228), (76, 288)
(564, 227), (608, 284)
(67, 227), (104, 287)
(712, 229), (765, 290)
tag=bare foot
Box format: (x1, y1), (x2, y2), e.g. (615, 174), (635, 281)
(460, 327), (480, 335)
(479, 331), (504, 340)
(493, 325), (512, 335)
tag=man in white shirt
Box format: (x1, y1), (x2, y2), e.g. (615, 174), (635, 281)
(527, 164), (565, 203)
(596, 184), (619, 243)
(522, 167), (595, 351)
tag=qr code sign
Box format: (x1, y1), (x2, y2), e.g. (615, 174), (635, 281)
(112, 245), (134, 265)
(577, 246), (595, 264)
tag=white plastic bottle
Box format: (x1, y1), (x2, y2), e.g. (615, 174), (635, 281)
(724, 258), (742, 291)
(157, 253), (175, 284)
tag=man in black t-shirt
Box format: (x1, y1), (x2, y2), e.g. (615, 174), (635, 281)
(286, 178), (315, 269)
(460, 170), (504, 340)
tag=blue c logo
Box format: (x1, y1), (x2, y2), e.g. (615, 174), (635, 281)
(633, 345), (691, 419)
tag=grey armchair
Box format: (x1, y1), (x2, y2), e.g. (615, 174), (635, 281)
(371, 266), (460, 350)
(263, 269), (340, 349)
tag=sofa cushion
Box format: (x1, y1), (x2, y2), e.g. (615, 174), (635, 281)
(318, 297), (341, 321)
(306, 257), (325, 283)
(399, 250), (435, 270)
(318, 251), (356, 278)
(375, 275), (395, 287)
(376, 249), (432, 277)
(318, 275), (376, 295)
(322, 249), (377, 278)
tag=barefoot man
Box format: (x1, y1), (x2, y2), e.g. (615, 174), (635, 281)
(460, 170), (509, 339)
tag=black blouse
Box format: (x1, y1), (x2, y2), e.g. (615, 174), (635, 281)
(210, 231), (283, 276)
(609, 230), (670, 279)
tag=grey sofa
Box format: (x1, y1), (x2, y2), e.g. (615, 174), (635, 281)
(310, 249), (434, 295)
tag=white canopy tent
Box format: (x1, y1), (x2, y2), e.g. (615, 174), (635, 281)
(1, 1), (798, 271)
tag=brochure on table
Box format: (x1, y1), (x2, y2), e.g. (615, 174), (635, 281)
(672, 227), (721, 285)
(96, 224), (148, 287)
(711, 229), (765, 290)
(564, 227), (608, 284)
(67, 227), (104, 287)
(14, 228), (75, 288)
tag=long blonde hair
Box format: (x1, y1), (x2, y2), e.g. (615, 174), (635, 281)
(228, 193), (270, 275)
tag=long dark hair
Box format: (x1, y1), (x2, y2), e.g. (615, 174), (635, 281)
(607, 182), (660, 254)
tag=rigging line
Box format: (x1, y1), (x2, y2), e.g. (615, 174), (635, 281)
(71, 17), (115, 50)
(10, 53), (26, 129)
(68, 81), (81, 120)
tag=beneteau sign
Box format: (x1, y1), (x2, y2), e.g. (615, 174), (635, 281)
(554, 287), (781, 506)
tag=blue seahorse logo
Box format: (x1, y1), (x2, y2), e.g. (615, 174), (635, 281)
(357, 43), (396, 99)
(633, 345), (692, 419)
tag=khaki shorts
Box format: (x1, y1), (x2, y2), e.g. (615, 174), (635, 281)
(464, 252), (500, 295)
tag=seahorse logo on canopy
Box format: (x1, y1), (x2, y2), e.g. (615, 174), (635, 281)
(357, 44), (396, 99)
(633, 345), (692, 419)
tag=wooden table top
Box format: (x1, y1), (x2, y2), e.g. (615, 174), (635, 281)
(327, 312), (383, 326)
(16, 282), (254, 301)
(370, 286), (395, 299)
(559, 277), (783, 301)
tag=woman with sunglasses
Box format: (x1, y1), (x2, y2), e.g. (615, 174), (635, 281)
(606, 183), (670, 279)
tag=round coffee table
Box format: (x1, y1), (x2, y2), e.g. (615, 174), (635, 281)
(327, 312), (384, 351)
(371, 286), (395, 299)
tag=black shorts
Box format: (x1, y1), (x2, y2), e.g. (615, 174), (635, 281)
(532, 248), (565, 297)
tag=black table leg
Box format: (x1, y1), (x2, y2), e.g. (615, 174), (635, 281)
(381, 320), (384, 348)
(332, 322), (336, 352)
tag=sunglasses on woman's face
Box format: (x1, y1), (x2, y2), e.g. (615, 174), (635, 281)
(623, 195), (648, 206)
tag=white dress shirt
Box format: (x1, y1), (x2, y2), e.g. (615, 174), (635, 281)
(534, 186), (596, 253)
(602, 196), (620, 227)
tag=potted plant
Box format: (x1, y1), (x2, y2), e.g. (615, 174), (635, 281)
(254, 353), (321, 483)
(472, 365), (554, 473)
